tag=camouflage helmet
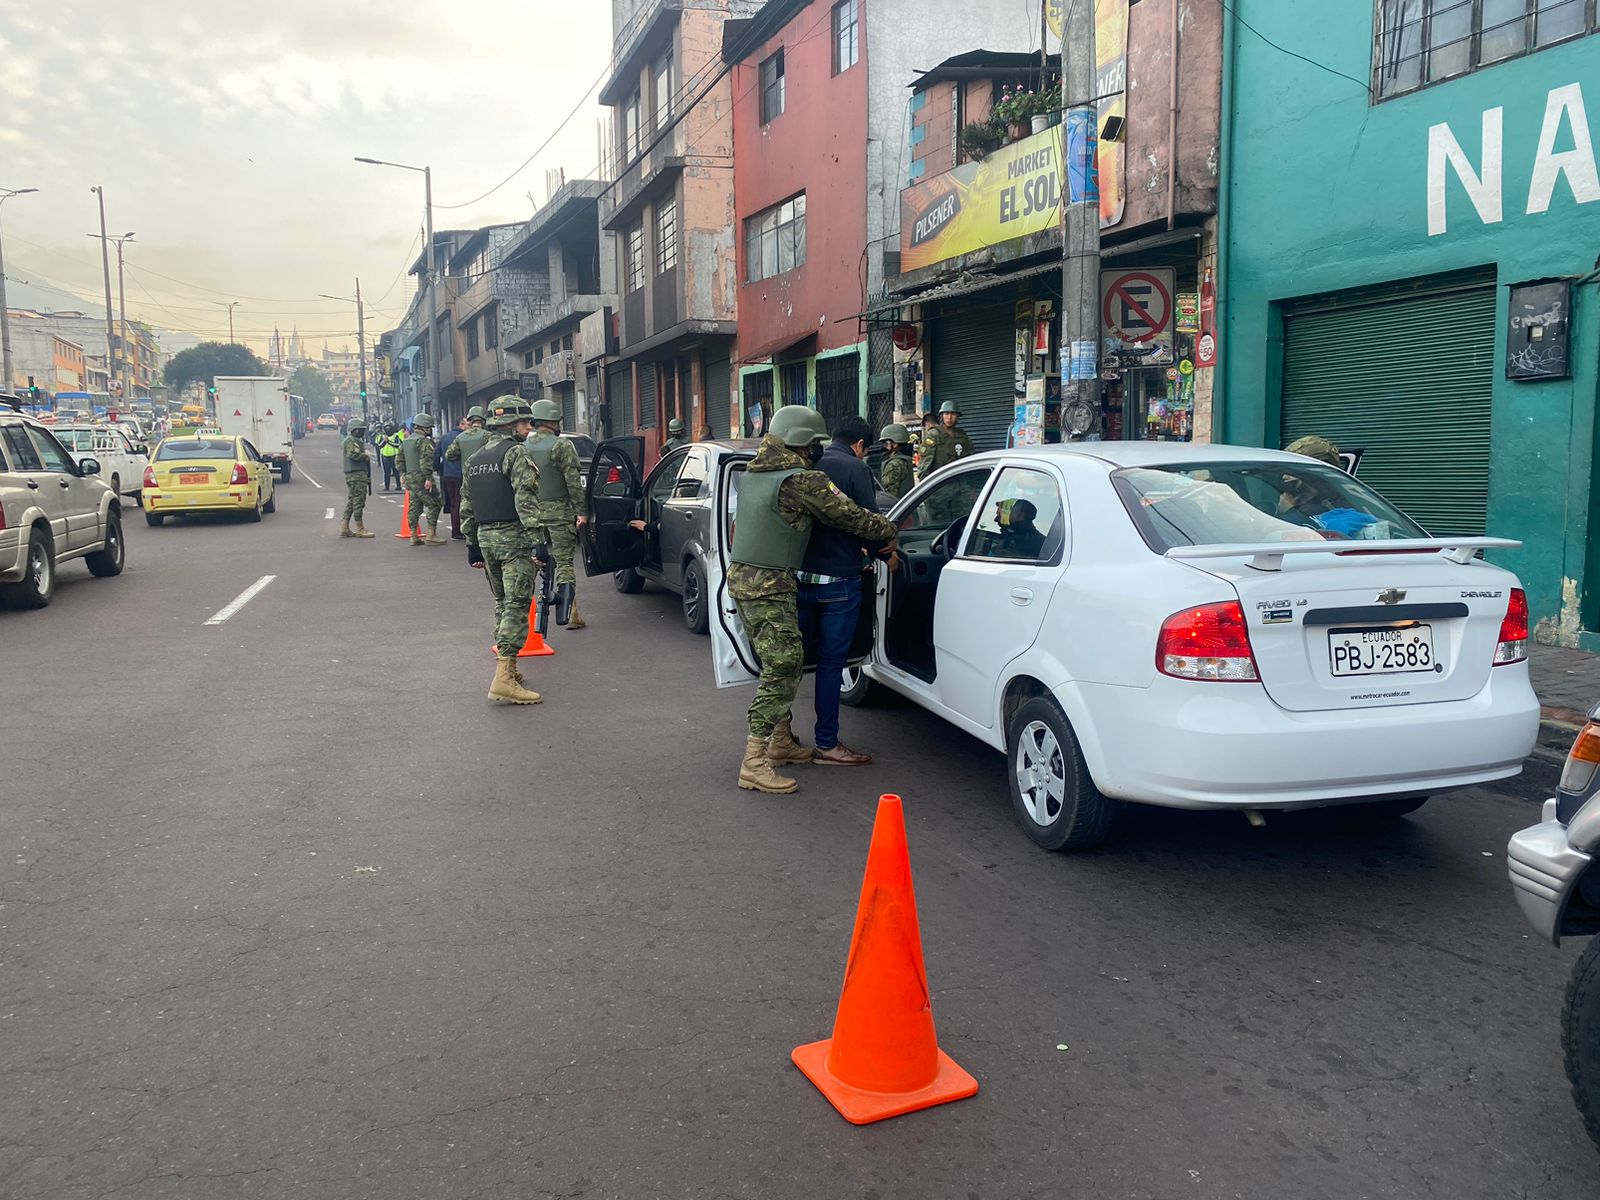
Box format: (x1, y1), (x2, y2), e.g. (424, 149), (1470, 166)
(528, 398), (562, 424)
(1285, 435), (1341, 467)
(466, 405), (486, 423)
(485, 397), (534, 428)
(667, 418), (686, 435)
(769, 404), (828, 448)
(880, 423), (911, 444)
(347, 417), (366, 435)
(938, 400), (961, 416)
(412, 412), (435, 431)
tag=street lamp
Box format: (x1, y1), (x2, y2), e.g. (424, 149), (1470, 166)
(355, 156), (437, 417)
(318, 280), (369, 421)
(0, 186), (39, 394)
(214, 300), (239, 344)
(86, 230), (135, 401)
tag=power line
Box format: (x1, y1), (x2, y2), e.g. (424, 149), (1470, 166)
(1218, 0), (1372, 93)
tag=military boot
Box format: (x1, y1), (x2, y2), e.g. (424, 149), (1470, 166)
(767, 718), (814, 765)
(338, 519), (352, 538)
(424, 523), (447, 545)
(409, 528), (424, 546)
(566, 597), (587, 630)
(739, 735), (797, 794)
(352, 521), (375, 539)
(488, 656), (542, 704)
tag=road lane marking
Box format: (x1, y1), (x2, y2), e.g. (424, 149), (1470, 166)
(296, 465), (324, 489)
(204, 575), (277, 626)
(324, 507), (335, 519)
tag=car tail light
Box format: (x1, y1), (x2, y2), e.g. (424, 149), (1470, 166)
(1560, 722), (1600, 796)
(142, 465), (157, 489)
(229, 463), (249, 485)
(0, 501), (6, 532)
(606, 466), (621, 485)
(1156, 601), (1260, 682)
(1494, 588), (1528, 666)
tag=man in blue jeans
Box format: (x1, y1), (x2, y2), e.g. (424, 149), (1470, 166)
(796, 415), (893, 766)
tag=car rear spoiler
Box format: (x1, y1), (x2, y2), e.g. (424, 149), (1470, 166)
(1166, 537), (1521, 572)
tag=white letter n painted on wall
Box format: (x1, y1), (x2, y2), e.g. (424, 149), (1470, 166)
(1528, 83), (1600, 217)
(1428, 108), (1503, 237)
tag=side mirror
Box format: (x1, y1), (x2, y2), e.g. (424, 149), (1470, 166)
(79, 457), (102, 476)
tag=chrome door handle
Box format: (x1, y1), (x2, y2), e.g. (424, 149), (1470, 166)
(58, 479), (71, 488)
(26, 480), (39, 489)
(1010, 587), (1033, 605)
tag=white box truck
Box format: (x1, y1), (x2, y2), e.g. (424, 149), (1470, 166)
(215, 376), (295, 482)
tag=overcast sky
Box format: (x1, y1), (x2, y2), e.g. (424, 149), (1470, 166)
(0, 0), (613, 357)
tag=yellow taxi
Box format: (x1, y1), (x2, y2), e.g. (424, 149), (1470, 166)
(141, 434), (277, 526)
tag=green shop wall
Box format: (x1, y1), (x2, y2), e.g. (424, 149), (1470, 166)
(1217, 4), (1600, 644)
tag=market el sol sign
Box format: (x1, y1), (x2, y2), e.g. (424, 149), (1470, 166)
(900, 126), (1065, 272)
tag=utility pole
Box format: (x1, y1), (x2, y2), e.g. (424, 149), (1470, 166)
(90, 186), (117, 396)
(422, 166), (438, 418)
(1060, 2), (1102, 438)
(355, 276), (369, 423)
(0, 187), (39, 394)
(216, 300), (239, 343)
(116, 237), (130, 398)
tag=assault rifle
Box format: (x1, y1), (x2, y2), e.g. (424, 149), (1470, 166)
(534, 541), (556, 637)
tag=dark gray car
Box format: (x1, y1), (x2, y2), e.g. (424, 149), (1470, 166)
(581, 437), (757, 634)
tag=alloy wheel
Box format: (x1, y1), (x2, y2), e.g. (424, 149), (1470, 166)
(1014, 719), (1066, 828)
(29, 541), (50, 595)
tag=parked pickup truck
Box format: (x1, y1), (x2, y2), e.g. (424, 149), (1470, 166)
(215, 376), (295, 481)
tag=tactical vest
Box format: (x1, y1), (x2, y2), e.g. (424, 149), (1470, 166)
(528, 433), (571, 502)
(730, 468), (810, 570)
(342, 437), (369, 477)
(453, 427), (491, 467)
(400, 435), (427, 475)
(465, 439), (519, 525)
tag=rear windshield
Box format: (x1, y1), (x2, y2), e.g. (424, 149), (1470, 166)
(55, 429), (96, 451)
(157, 438), (235, 461)
(1113, 461), (1428, 552)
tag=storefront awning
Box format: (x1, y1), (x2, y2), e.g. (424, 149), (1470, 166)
(865, 261), (1061, 319)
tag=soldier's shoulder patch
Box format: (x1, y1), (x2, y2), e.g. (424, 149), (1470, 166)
(826, 480), (846, 499)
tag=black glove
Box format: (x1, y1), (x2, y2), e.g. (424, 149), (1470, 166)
(467, 542), (484, 568)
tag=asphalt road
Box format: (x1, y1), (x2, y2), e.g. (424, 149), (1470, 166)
(1, 435), (1593, 1199)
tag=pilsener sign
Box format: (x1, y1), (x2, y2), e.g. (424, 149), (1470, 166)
(900, 126), (1064, 273)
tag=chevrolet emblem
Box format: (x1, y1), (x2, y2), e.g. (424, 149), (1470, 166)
(1376, 588), (1407, 605)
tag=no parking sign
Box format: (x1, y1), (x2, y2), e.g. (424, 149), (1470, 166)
(1100, 268), (1175, 365)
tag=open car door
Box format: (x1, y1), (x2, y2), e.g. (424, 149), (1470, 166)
(580, 436), (646, 577)
(708, 452), (879, 689)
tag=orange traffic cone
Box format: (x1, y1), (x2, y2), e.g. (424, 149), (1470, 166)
(791, 794), (978, 1124)
(394, 491), (413, 538)
(490, 595), (556, 658)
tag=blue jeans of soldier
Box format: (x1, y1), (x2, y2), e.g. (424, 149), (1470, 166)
(796, 577), (861, 751)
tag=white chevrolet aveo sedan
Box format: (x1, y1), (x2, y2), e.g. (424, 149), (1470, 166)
(698, 442), (1540, 851)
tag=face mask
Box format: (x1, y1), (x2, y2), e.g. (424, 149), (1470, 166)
(807, 442), (826, 464)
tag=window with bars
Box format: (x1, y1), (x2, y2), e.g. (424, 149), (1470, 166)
(484, 305), (498, 351)
(832, 0), (860, 74)
(744, 194), (806, 283)
(465, 322), (480, 360)
(656, 198), (679, 274)
(627, 224), (646, 292)
(654, 50), (674, 131)
(760, 49), (785, 124)
(624, 88), (643, 162)
(1374, 0), (1597, 99)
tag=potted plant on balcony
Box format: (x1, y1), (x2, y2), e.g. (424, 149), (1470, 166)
(959, 119), (1005, 162)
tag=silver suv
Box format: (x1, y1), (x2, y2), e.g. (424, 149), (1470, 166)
(0, 409), (126, 608)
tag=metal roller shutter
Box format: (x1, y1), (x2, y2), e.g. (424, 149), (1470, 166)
(606, 363), (632, 437)
(638, 364), (658, 429)
(1282, 272), (1495, 536)
(561, 386), (577, 432)
(704, 356), (732, 438)
(929, 299), (1017, 452)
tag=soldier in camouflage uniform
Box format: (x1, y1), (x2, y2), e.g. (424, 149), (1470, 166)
(917, 400), (975, 481)
(525, 399), (589, 629)
(444, 406), (490, 476)
(460, 397), (543, 705)
(662, 418), (688, 455)
(878, 423), (914, 501)
(1285, 435), (1342, 467)
(401, 412), (446, 546)
(338, 417), (377, 538)
(729, 405), (898, 794)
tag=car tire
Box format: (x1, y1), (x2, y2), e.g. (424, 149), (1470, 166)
(264, 490), (277, 514)
(1005, 696), (1117, 852)
(614, 567), (645, 594)
(1564, 936), (1600, 1153)
(246, 495), (263, 523)
(840, 666), (877, 707)
(86, 510), (125, 578)
(0, 526), (55, 609)
(279, 463), (292, 483)
(110, 472), (120, 496)
(145, 511), (164, 527)
(681, 557), (710, 635)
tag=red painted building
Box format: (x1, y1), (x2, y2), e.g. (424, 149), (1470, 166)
(725, 0), (869, 434)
